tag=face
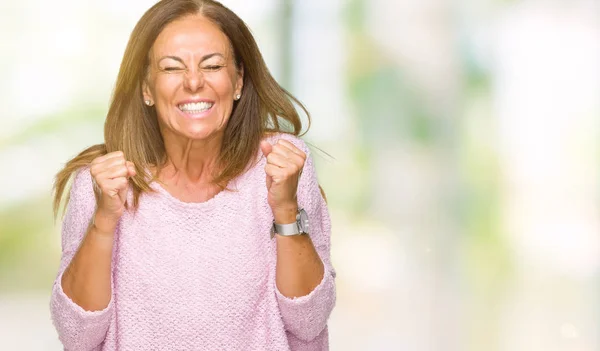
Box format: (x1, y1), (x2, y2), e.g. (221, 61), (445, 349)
(143, 14), (243, 142)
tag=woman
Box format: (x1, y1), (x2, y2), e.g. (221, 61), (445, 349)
(49, 0), (336, 350)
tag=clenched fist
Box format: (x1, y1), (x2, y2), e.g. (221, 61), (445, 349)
(260, 139), (306, 224)
(90, 151), (136, 221)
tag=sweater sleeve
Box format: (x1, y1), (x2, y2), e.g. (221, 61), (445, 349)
(49, 168), (114, 351)
(274, 135), (337, 343)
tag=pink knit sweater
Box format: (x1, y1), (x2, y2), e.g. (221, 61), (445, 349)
(50, 134), (336, 351)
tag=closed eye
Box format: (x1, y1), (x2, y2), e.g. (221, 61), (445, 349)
(203, 65), (223, 71)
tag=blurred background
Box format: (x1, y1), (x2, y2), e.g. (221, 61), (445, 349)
(0, 0), (598, 350)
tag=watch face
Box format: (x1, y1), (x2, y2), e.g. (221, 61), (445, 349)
(298, 208), (309, 233)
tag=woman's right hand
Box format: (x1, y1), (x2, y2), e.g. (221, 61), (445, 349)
(90, 151), (136, 224)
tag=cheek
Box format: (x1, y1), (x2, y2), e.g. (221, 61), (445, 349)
(207, 69), (238, 94)
(153, 75), (181, 100)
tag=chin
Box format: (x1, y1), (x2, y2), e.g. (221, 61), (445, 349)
(184, 130), (212, 140)
(167, 115), (226, 141)
(182, 127), (220, 141)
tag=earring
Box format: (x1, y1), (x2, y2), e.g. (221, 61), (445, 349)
(145, 100), (153, 106)
(235, 94), (241, 101)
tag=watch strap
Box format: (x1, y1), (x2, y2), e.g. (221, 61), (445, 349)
(273, 221), (302, 236)
(270, 208), (308, 239)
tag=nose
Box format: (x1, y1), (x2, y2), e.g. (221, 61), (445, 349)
(183, 68), (205, 92)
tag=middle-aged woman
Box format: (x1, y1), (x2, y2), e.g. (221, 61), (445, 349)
(49, 0), (336, 350)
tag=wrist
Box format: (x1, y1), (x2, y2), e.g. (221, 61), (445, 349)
(93, 209), (119, 235)
(272, 203), (299, 224)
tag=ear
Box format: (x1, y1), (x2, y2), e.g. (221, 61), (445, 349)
(234, 65), (244, 96)
(142, 79), (154, 104)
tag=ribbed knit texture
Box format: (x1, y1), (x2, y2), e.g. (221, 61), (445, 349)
(50, 133), (336, 351)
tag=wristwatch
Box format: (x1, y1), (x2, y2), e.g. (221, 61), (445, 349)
(271, 208), (309, 238)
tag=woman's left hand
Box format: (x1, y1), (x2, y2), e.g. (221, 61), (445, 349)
(260, 139), (306, 223)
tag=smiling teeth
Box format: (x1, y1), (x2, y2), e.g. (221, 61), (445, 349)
(178, 102), (213, 112)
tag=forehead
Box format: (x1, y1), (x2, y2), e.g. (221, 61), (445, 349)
(152, 14), (231, 59)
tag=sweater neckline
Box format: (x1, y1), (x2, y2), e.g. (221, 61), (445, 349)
(144, 155), (259, 210)
(149, 180), (234, 210)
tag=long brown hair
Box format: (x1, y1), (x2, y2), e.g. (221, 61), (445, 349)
(53, 0), (310, 217)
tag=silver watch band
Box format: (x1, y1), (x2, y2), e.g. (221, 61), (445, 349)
(270, 208), (308, 239)
(273, 222), (302, 236)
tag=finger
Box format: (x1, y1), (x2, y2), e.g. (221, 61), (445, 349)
(99, 177), (129, 197)
(103, 156), (126, 169)
(97, 164), (130, 181)
(265, 172), (272, 190)
(270, 144), (292, 159)
(271, 144), (306, 166)
(91, 156), (126, 177)
(266, 152), (290, 168)
(260, 140), (273, 157)
(276, 139), (306, 159)
(126, 161), (137, 177)
(92, 151), (125, 165)
(118, 181), (130, 203)
(265, 164), (285, 183)
(267, 145), (305, 171)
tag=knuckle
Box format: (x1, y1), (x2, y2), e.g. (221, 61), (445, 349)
(90, 166), (101, 177)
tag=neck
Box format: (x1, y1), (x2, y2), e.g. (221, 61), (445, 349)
(159, 131), (223, 185)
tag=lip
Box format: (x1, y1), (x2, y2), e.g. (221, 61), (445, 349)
(177, 98), (215, 105)
(176, 98), (215, 120)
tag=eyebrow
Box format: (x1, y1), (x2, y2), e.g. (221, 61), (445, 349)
(157, 53), (225, 65)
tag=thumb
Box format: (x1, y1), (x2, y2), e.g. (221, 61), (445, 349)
(260, 140), (273, 157)
(118, 176), (131, 204)
(126, 161), (137, 178)
(265, 172), (272, 190)
(260, 141), (273, 190)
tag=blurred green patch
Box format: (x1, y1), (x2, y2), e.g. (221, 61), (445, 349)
(0, 196), (59, 292)
(0, 102), (108, 292)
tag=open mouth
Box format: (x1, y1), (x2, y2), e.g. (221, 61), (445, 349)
(177, 101), (214, 116)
